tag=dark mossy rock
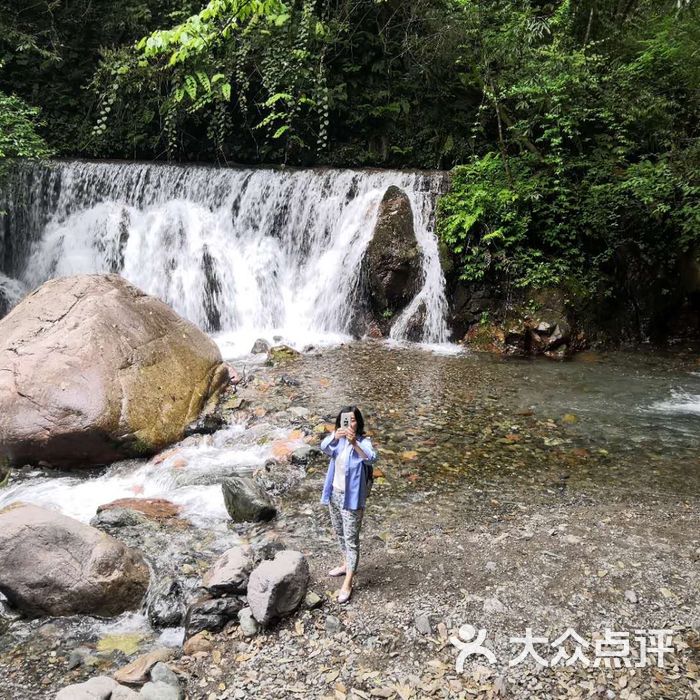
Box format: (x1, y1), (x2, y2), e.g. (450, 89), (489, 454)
(265, 345), (301, 366)
(362, 186), (422, 329)
(221, 475), (277, 523)
(184, 594), (244, 638)
(147, 576), (186, 628)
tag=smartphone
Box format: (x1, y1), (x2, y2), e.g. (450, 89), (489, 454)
(340, 412), (354, 430)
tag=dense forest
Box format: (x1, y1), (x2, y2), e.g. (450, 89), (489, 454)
(1, 0), (698, 342)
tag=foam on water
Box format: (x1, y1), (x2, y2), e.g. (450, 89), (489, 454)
(0, 423), (306, 527)
(650, 390), (700, 416)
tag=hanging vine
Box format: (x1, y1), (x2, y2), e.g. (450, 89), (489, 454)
(91, 0), (330, 161)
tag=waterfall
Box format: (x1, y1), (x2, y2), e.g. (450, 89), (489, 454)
(0, 161), (450, 353)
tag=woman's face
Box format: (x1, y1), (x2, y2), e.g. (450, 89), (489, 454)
(349, 415), (358, 431)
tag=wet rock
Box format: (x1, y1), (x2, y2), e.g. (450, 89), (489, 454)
(67, 646), (92, 671)
(140, 681), (181, 700)
(401, 301), (428, 343)
(504, 322), (528, 355)
(55, 676), (125, 699)
(0, 503), (149, 617)
(113, 648), (175, 685)
(182, 632), (212, 655)
(365, 320), (383, 339)
(251, 339), (271, 354)
(362, 186), (422, 323)
(222, 475), (277, 522)
(183, 409), (225, 438)
(463, 322), (505, 353)
(545, 344), (568, 360)
(0, 273), (228, 468)
(91, 507), (148, 530)
(202, 546), (254, 596)
(184, 595), (244, 638)
(96, 499), (184, 526)
(266, 345), (301, 365)
(238, 607), (259, 637)
(290, 445), (317, 465)
(247, 550), (310, 626)
(147, 577), (186, 628)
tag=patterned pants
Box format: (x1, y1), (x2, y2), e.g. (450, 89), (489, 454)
(328, 489), (365, 573)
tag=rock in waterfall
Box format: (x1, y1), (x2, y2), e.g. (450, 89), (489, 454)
(0, 273), (229, 467)
(362, 185), (422, 334)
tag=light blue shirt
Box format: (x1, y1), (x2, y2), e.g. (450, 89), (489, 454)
(320, 433), (377, 510)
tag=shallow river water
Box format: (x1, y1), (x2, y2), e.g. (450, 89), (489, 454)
(1, 341), (698, 676)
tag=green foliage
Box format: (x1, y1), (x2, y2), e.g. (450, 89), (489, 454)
(0, 60), (51, 186)
(438, 0), (700, 303)
(0, 90), (50, 160)
(0, 0), (698, 330)
(90, 0), (330, 161)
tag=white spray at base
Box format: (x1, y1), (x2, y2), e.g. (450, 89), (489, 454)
(5, 161), (450, 355)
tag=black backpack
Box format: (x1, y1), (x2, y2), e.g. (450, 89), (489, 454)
(363, 460), (374, 495)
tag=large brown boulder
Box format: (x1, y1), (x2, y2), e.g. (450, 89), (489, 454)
(362, 186), (422, 328)
(0, 503), (150, 617)
(0, 274), (229, 467)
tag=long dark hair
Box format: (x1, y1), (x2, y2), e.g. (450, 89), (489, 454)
(334, 405), (365, 436)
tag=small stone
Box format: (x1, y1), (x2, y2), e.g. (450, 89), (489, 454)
(183, 632), (212, 655)
(251, 339), (271, 354)
(625, 590), (638, 604)
(288, 406), (309, 418)
(414, 613), (432, 635)
(66, 646), (91, 670)
(290, 445), (314, 465)
(150, 662), (179, 688)
(483, 598), (507, 614)
(325, 615), (341, 635)
(304, 591), (323, 609)
(485, 561), (497, 572)
(238, 607), (259, 637)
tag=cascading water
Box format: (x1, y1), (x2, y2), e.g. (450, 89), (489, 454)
(0, 161), (450, 355)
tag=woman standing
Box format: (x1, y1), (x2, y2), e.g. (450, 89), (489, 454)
(320, 405), (377, 604)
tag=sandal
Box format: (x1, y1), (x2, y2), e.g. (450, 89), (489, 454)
(328, 566), (347, 577)
(337, 586), (353, 604)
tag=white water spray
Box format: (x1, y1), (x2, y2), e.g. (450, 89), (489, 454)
(3, 161), (450, 354)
